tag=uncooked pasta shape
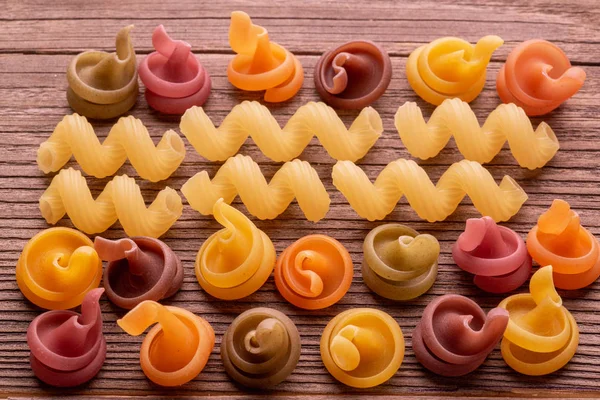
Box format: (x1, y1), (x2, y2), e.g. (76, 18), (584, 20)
(40, 168), (182, 237)
(332, 158), (527, 222)
(228, 11), (303, 102)
(195, 199), (276, 300)
(395, 98), (559, 170)
(37, 114), (185, 182)
(406, 36), (503, 105)
(412, 294), (508, 376)
(181, 154), (330, 222)
(497, 39), (586, 116)
(180, 101), (382, 162)
(362, 224), (439, 300)
(499, 266), (579, 376)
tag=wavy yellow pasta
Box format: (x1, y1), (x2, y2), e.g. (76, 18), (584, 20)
(180, 101), (382, 162)
(332, 159), (527, 222)
(37, 114), (185, 182)
(395, 99), (559, 170)
(181, 154), (330, 222)
(40, 168), (182, 237)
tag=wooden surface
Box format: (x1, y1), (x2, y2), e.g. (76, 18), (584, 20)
(1, 0), (600, 398)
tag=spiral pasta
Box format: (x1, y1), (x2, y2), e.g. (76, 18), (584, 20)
(40, 168), (182, 237)
(180, 101), (382, 162)
(195, 199), (276, 300)
(274, 235), (353, 309)
(37, 114), (185, 182)
(395, 98), (559, 170)
(498, 266), (579, 376)
(497, 39), (586, 116)
(406, 36), (503, 105)
(181, 154), (330, 222)
(412, 294), (509, 376)
(332, 158), (527, 222)
(221, 308), (301, 388)
(321, 308), (404, 388)
(362, 224), (439, 300)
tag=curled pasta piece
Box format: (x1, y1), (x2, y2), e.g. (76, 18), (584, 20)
(228, 11), (303, 102)
(314, 40), (392, 109)
(497, 39), (586, 116)
(221, 307), (301, 388)
(498, 266), (579, 375)
(453, 216), (531, 293)
(274, 235), (353, 309)
(138, 25), (211, 114)
(180, 101), (382, 162)
(181, 154), (330, 222)
(406, 36), (503, 105)
(118, 301), (215, 386)
(332, 158), (527, 222)
(362, 224), (439, 300)
(527, 199), (600, 290)
(40, 168), (182, 237)
(67, 26), (138, 119)
(94, 236), (183, 309)
(395, 98), (559, 170)
(195, 199), (275, 300)
(412, 294), (509, 376)
(27, 288), (106, 387)
(16, 227), (102, 310)
(321, 308), (404, 388)
(37, 114), (185, 182)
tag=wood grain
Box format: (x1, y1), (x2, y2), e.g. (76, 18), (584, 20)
(1, 0), (599, 398)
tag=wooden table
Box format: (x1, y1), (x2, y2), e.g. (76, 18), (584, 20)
(2, 0), (599, 398)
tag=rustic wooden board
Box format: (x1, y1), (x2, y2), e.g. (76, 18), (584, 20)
(1, 0), (599, 398)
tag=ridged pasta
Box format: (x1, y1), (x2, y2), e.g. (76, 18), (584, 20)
(37, 114), (185, 182)
(181, 154), (330, 222)
(179, 101), (382, 162)
(332, 159), (527, 222)
(40, 168), (182, 237)
(395, 98), (559, 170)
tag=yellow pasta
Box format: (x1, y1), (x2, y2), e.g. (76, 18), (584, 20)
(395, 99), (559, 170)
(181, 154), (330, 222)
(332, 159), (527, 222)
(37, 114), (186, 182)
(40, 168), (182, 237)
(180, 101), (382, 162)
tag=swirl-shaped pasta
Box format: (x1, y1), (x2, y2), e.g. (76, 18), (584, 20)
(332, 158), (527, 222)
(395, 98), (559, 170)
(221, 307), (301, 388)
(321, 308), (404, 388)
(274, 235), (353, 309)
(94, 236), (183, 309)
(40, 168), (182, 237)
(195, 199), (275, 300)
(181, 154), (330, 222)
(118, 301), (215, 386)
(27, 288), (106, 387)
(67, 25), (138, 119)
(406, 36), (503, 105)
(16, 227), (102, 310)
(180, 101), (382, 162)
(498, 266), (579, 376)
(228, 11), (303, 102)
(138, 25), (211, 114)
(527, 199), (600, 290)
(412, 294), (509, 377)
(314, 41), (392, 109)
(362, 224), (439, 300)
(37, 114), (186, 182)
(453, 217), (531, 293)
(497, 40), (586, 116)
